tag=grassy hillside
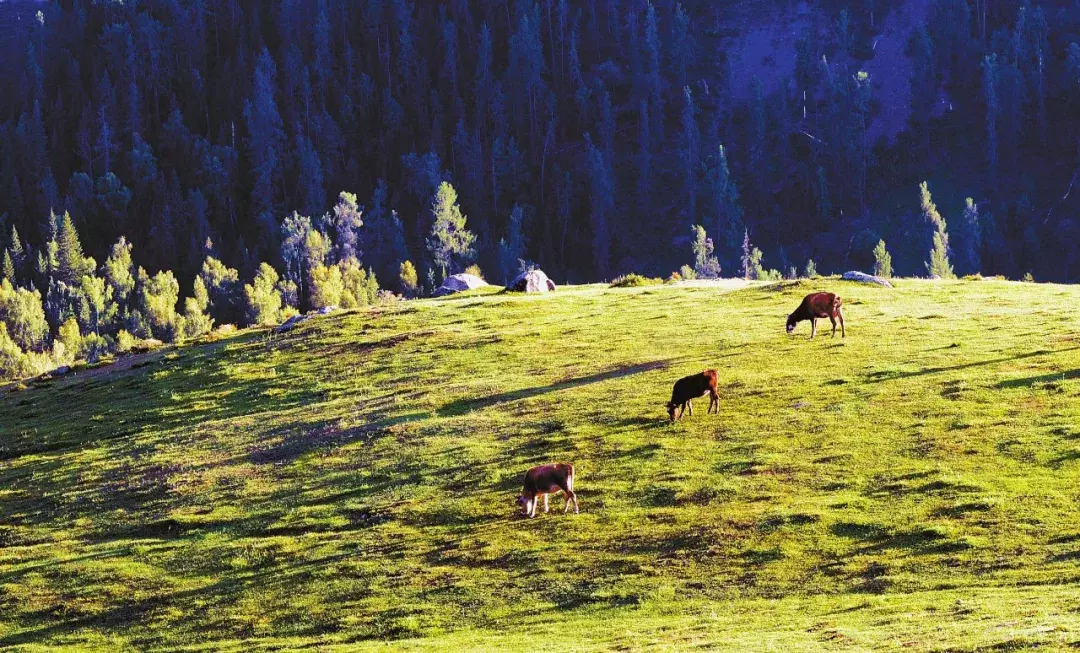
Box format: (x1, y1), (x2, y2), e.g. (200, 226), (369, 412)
(5, 279), (1080, 651)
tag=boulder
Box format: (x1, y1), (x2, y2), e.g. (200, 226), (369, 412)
(507, 269), (555, 293)
(841, 271), (894, 288)
(434, 273), (489, 297)
(274, 314), (310, 334)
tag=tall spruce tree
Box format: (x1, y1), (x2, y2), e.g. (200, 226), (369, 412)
(425, 182), (476, 279)
(920, 182), (955, 278)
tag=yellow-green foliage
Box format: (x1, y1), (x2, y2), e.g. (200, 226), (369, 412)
(5, 280), (1080, 650)
(136, 268), (181, 341)
(54, 317), (81, 365)
(244, 263), (284, 326)
(610, 273), (662, 287)
(399, 260), (419, 297)
(309, 263), (344, 309)
(0, 278), (49, 352)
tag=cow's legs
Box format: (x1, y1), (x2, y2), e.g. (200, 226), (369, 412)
(839, 310), (846, 338)
(810, 317), (817, 338)
(543, 493), (549, 513)
(830, 315), (837, 337)
(564, 490), (579, 514)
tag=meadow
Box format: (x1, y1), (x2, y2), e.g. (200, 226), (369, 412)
(4, 278), (1080, 651)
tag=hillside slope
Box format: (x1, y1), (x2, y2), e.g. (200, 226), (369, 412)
(4, 280), (1080, 650)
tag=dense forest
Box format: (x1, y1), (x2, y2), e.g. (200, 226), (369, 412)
(1, 0), (1080, 291)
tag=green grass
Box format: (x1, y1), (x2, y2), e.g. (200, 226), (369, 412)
(5, 278), (1080, 651)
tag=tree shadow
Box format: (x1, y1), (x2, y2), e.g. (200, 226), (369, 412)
(436, 359), (676, 416)
(865, 347), (1080, 383)
(997, 369), (1080, 389)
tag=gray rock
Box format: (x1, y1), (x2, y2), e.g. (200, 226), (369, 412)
(507, 269), (555, 293)
(274, 314), (310, 334)
(841, 271), (894, 288)
(434, 273), (489, 297)
(53, 366), (71, 376)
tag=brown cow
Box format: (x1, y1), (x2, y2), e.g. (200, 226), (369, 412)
(666, 369), (720, 421)
(517, 463), (579, 518)
(787, 292), (845, 338)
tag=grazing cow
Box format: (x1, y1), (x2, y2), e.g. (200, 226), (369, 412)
(666, 369), (720, 422)
(787, 292), (845, 338)
(517, 463), (579, 518)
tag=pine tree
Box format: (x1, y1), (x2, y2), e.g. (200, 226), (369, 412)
(680, 86), (699, 224)
(243, 47), (287, 221)
(7, 226), (25, 284)
(691, 225), (721, 278)
(332, 191), (363, 263)
(872, 240), (893, 278)
(426, 182), (476, 279)
(584, 136), (613, 277)
(956, 198), (982, 275)
(498, 204), (527, 284)
(671, 3), (693, 90)
(56, 212), (93, 286)
(919, 182), (955, 278)
(2, 250), (14, 285)
(741, 229), (752, 280)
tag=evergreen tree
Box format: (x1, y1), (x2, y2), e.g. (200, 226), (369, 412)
(920, 182), (955, 278)
(671, 3), (693, 91)
(691, 225), (721, 278)
(679, 87), (699, 224)
(741, 229), (752, 280)
(872, 240), (893, 278)
(426, 182), (476, 279)
(332, 191), (363, 263)
(956, 198), (982, 275)
(498, 204), (528, 284)
(244, 48), (287, 225)
(55, 212), (94, 286)
(2, 250), (14, 285)
(584, 136), (613, 277)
